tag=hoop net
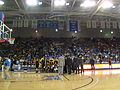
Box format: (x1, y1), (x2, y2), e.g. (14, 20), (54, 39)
(6, 38), (15, 44)
(0, 38), (5, 42)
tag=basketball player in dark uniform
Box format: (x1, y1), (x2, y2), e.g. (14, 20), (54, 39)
(73, 55), (78, 74)
(108, 57), (112, 68)
(35, 58), (39, 73)
(90, 56), (95, 70)
(66, 55), (72, 74)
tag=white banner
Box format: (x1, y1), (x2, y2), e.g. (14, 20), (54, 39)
(78, 20), (80, 31)
(118, 22), (120, 29)
(13, 20), (17, 27)
(24, 20), (28, 27)
(58, 21), (64, 30)
(112, 21), (117, 29)
(32, 20), (37, 28)
(106, 20), (111, 28)
(100, 21), (105, 28)
(18, 20), (23, 27)
(17, 21), (20, 27)
(86, 21), (91, 28)
(92, 20), (97, 28)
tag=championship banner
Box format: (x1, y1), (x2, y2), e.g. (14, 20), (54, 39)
(100, 21), (105, 28)
(13, 20), (17, 27)
(112, 21), (117, 29)
(106, 20), (111, 28)
(69, 20), (78, 31)
(37, 20), (44, 28)
(37, 20), (59, 29)
(46, 20), (51, 28)
(92, 20), (97, 28)
(86, 21), (91, 28)
(24, 20), (28, 27)
(51, 21), (59, 29)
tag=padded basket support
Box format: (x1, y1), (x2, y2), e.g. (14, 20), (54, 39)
(0, 38), (5, 42)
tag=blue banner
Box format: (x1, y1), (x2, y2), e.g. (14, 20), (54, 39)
(0, 12), (4, 21)
(51, 21), (59, 28)
(69, 20), (78, 31)
(37, 20), (59, 29)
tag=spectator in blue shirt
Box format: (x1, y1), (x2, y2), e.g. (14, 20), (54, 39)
(4, 57), (11, 80)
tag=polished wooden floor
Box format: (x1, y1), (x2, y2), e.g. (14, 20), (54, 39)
(0, 69), (120, 90)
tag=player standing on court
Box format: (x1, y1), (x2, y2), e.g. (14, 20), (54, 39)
(90, 56), (95, 70)
(4, 57), (11, 80)
(108, 57), (112, 68)
(35, 58), (39, 73)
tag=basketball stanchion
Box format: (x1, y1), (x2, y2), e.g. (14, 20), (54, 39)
(0, 18), (14, 44)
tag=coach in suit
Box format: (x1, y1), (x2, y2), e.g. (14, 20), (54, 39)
(72, 55), (78, 74)
(66, 55), (72, 74)
(58, 54), (65, 75)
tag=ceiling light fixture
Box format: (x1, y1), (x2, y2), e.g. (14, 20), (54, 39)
(0, 0), (4, 5)
(26, 0), (37, 6)
(80, 0), (96, 7)
(100, 30), (103, 32)
(75, 31), (77, 33)
(35, 30), (38, 33)
(112, 5), (116, 8)
(38, 1), (42, 5)
(54, 0), (66, 6)
(101, 1), (113, 8)
(111, 31), (113, 34)
(56, 29), (58, 32)
(66, 3), (69, 6)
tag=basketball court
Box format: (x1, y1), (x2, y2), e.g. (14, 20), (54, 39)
(0, 69), (120, 90)
(0, 0), (120, 90)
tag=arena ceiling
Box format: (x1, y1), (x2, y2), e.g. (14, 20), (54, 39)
(1, 0), (120, 19)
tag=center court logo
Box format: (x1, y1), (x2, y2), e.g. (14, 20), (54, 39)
(41, 75), (61, 81)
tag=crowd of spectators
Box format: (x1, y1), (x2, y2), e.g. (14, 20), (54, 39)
(0, 37), (120, 68)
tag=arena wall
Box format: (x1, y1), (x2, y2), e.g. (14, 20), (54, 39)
(12, 28), (120, 38)
(5, 17), (120, 38)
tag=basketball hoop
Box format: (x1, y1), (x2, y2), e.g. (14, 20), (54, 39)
(0, 38), (5, 42)
(6, 38), (15, 44)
